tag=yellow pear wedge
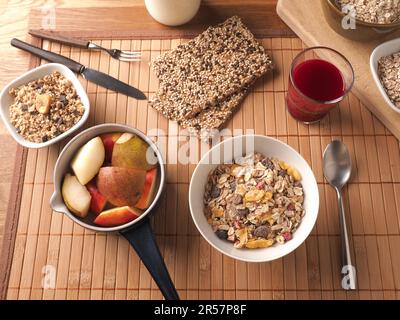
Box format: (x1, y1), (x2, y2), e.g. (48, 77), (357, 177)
(112, 133), (157, 170)
(62, 174), (91, 218)
(71, 137), (105, 185)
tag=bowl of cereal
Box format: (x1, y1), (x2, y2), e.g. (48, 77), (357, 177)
(189, 135), (319, 262)
(370, 37), (400, 114)
(322, 0), (400, 41)
(0, 63), (90, 148)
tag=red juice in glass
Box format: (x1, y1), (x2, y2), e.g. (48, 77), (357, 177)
(286, 47), (354, 123)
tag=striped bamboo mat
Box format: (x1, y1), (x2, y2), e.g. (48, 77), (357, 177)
(3, 36), (400, 300)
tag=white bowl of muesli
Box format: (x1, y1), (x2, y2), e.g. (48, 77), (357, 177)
(370, 38), (400, 114)
(189, 135), (319, 263)
(0, 63), (90, 148)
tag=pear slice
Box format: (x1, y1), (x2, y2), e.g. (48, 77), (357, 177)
(71, 136), (105, 185)
(62, 174), (91, 218)
(111, 133), (158, 171)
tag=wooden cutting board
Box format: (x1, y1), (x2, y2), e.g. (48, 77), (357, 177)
(277, 0), (400, 140)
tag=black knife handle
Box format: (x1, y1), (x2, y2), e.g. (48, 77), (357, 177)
(11, 38), (84, 74)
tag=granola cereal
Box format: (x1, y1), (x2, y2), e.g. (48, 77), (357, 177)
(9, 71), (85, 143)
(378, 52), (400, 109)
(337, 0), (400, 24)
(204, 153), (305, 249)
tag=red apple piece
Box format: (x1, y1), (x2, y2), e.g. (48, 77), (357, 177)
(94, 206), (141, 227)
(135, 168), (158, 210)
(97, 166), (146, 207)
(100, 132), (122, 163)
(86, 179), (107, 214)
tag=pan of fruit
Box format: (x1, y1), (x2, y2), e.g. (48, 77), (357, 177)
(50, 123), (179, 300)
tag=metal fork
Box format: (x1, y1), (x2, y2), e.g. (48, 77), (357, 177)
(29, 29), (141, 62)
(87, 42), (141, 62)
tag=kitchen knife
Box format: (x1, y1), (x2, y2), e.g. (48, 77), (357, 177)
(11, 38), (146, 100)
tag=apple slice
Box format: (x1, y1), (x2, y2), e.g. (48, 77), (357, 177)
(62, 174), (91, 218)
(86, 179), (107, 214)
(112, 133), (158, 171)
(135, 168), (158, 210)
(97, 166), (146, 207)
(94, 206), (141, 227)
(71, 137), (105, 185)
(100, 132), (122, 163)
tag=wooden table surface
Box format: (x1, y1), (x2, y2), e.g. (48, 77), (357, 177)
(0, 0), (173, 258)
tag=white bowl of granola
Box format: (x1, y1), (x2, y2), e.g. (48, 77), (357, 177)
(370, 38), (400, 114)
(189, 135), (319, 263)
(0, 63), (90, 148)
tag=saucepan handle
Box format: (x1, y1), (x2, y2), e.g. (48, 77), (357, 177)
(120, 216), (179, 300)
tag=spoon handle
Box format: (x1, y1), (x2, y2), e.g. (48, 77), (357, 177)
(336, 188), (356, 290)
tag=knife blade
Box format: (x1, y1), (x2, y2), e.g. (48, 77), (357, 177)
(81, 68), (146, 99)
(11, 38), (146, 100)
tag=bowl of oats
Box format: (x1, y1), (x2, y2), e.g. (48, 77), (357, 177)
(322, 0), (400, 41)
(0, 63), (90, 148)
(370, 38), (400, 114)
(189, 135), (319, 262)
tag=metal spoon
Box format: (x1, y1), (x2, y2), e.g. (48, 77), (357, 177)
(323, 140), (356, 290)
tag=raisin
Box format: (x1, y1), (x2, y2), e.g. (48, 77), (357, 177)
(294, 181), (303, 188)
(262, 158), (274, 170)
(216, 229), (228, 240)
(59, 94), (67, 104)
(253, 226), (269, 238)
(210, 186), (221, 198)
(236, 207), (249, 217)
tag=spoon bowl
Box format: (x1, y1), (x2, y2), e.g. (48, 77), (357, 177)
(323, 140), (352, 189)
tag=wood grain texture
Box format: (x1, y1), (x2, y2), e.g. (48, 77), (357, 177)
(27, 1), (294, 40)
(277, 0), (400, 140)
(1, 0), (400, 300)
(0, 0), (285, 298)
(3, 35), (400, 300)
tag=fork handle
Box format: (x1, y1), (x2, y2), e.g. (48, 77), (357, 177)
(29, 30), (90, 49)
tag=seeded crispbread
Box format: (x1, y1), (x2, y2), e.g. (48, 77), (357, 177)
(151, 86), (249, 140)
(149, 16), (272, 120)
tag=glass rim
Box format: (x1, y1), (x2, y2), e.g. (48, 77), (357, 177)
(289, 46), (355, 106)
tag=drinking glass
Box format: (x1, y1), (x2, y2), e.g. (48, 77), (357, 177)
(286, 47), (354, 123)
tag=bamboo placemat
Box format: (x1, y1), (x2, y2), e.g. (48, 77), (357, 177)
(2, 35), (400, 300)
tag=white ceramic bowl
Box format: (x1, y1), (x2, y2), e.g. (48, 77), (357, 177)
(189, 135), (319, 263)
(370, 38), (400, 114)
(0, 63), (90, 148)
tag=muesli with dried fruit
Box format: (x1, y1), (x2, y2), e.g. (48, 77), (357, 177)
(8, 71), (85, 143)
(204, 153), (305, 249)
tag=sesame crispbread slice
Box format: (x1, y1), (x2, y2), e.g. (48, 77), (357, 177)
(149, 16), (272, 120)
(150, 85), (249, 140)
